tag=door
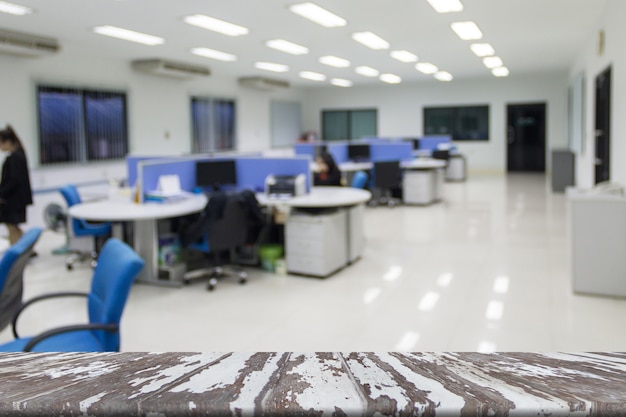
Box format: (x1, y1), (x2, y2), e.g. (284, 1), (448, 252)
(507, 103), (546, 172)
(594, 66), (611, 184)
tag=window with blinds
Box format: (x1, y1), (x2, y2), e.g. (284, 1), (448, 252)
(37, 85), (128, 165)
(191, 97), (236, 153)
(321, 109), (377, 141)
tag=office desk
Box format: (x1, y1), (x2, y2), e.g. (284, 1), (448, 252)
(3, 352), (625, 416)
(257, 187), (371, 277)
(68, 194), (207, 286)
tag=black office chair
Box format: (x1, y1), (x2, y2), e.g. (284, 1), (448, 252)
(371, 160), (402, 207)
(180, 190), (264, 291)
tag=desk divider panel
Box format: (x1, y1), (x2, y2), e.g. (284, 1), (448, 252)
(327, 143), (348, 164)
(141, 159), (197, 194)
(127, 155), (172, 187)
(369, 142), (413, 162)
(236, 157), (312, 193)
(419, 135), (452, 152)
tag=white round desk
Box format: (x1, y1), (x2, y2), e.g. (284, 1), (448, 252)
(256, 186), (371, 208)
(68, 194), (207, 286)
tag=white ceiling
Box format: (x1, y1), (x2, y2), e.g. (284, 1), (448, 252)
(0, 0), (608, 87)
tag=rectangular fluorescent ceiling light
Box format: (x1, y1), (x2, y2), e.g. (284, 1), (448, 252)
(255, 61), (289, 72)
(191, 47), (237, 61)
(266, 39), (308, 55)
(93, 25), (164, 46)
(288, 2), (347, 27)
(0, 1), (32, 15)
(427, 0), (463, 13)
(331, 78), (353, 87)
(184, 14), (249, 36)
(434, 71), (453, 81)
(352, 31), (389, 50)
(319, 55), (350, 68)
(451, 21), (483, 40)
(470, 43), (495, 57)
(415, 62), (438, 74)
(355, 66), (379, 77)
(492, 67), (510, 77)
(380, 73), (401, 84)
(299, 71), (326, 81)
(390, 50), (418, 63)
(483, 56), (503, 68)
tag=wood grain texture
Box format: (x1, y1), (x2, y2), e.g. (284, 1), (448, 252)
(1, 352), (626, 416)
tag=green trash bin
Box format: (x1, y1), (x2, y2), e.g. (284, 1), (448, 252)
(258, 244), (284, 272)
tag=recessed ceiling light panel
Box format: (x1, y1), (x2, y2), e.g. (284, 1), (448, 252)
(184, 14), (249, 37)
(415, 62), (438, 74)
(352, 31), (389, 50)
(434, 71), (453, 81)
(492, 67), (510, 77)
(355, 66), (379, 77)
(470, 43), (495, 57)
(299, 71), (326, 81)
(191, 47), (237, 61)
(390, 50), (418, 63)
(93, 25), (164, 46)
(483, 56), (503, 68)
(426, 0), (463, 13)
(331, 78), (353, 87)
(266, 39), (309, 55)
(0, 1), (32, 15)
(254, 61), (289, 72)
(319, 55), (350, 68)
(451, 21), (483, 40)
(380, 73), (402, 84)
(288, 2), (347, 27)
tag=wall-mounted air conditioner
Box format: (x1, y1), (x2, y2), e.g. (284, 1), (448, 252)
(0, 28), (60, 58)
(131, 58), (211, 79)
(238, 76), (290, 90)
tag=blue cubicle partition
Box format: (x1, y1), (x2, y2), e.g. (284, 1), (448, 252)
(127, 155), (174, 187)
(138, 155), (312, 199)
(419, 135), (452, 152)
(295, 141), (412, 163)
(369, 142), (413, 161)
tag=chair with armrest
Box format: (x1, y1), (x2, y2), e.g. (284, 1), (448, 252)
(0, 227), (43, 332)
(0, 238), (144, 352)
(59, 184), (112, 270)
(371, 160), (402, 207)
(181, 190), (264, 291)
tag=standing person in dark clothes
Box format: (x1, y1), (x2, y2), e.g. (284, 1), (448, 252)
(0, 125), (33, 245)
(313, 151), (342, 186)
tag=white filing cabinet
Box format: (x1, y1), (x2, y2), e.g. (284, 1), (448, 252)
(286, 209), (348, 277)
(403, 170), (435, 205)
(446, 154), (466, 181)
(568, 189), (626, 296)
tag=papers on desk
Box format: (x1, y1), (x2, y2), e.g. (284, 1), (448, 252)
(144, 190), (192, 203)
(145, 175), (189, 203)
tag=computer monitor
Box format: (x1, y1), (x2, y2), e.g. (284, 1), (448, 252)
(195, 159), (237, 190)
(348, 144), (370, 161)
(432, 150), (450, 161)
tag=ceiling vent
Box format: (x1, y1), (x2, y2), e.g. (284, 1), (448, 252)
(0, 28), (60, 57)
(238, 76), (290, 90)
(131, 58), (211, 79)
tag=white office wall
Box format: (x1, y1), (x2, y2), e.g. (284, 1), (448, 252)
(0, 44), (303, 171)
(301, 74), (568, 173)
(569, 0), (625, 189)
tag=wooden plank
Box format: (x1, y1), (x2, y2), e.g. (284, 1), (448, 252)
(0, 352), (227, 416)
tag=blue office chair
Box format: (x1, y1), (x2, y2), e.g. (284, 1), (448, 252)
(0, 238), (144, 352)
(351, 170), (369, 189)
(59, 184), (112, 270)
(0, 227), (43, 332)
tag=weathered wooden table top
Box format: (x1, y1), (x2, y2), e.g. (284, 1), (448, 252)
(1, 352), (625, 416)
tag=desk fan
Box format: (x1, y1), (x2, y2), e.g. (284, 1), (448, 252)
(43, 202), (70, 254)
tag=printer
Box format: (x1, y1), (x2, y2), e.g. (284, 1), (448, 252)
(265, 174), (306, 198)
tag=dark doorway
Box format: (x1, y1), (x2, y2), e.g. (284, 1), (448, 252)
(594, 66), (611, 184)
(507, 103), (546, 172)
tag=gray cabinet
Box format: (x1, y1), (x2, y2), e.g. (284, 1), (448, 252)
(552, 150), (575, 192)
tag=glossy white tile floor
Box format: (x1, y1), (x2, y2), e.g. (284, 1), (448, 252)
(3, 173), (626, 352)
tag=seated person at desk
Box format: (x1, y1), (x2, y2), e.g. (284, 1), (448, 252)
(313, 151), (341, 186)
